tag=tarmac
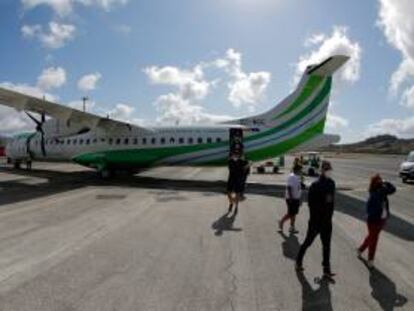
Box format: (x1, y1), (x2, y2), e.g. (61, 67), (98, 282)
(0, 153), (413, 311)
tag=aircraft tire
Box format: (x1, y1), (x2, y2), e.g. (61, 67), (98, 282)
(99, 168), (114, 180)
(13, 161), (21, 169)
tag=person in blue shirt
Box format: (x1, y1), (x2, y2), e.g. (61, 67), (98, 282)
(357, 174), (396, 268)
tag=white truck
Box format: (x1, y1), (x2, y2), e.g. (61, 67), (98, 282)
(399, 151), (414, 183)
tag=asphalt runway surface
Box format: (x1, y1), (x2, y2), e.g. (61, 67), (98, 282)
(0, 153), (412, 311)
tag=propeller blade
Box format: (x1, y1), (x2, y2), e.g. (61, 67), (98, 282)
(25, 111), (41, 126)
(40, 134), (46, 157)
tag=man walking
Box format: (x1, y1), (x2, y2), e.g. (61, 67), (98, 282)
(279, 164), (303, 233)
(296, 161), (336, 278)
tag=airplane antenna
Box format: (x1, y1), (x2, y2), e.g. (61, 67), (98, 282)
(82, 96), (89, 112)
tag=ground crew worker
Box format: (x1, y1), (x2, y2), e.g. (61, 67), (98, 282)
(296, 161), (336, 278)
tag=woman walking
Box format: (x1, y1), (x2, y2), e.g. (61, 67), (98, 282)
(357, 174), (396, 268)
(227, 152), (245, 214)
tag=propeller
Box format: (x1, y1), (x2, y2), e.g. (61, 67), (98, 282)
(25, 111), (47, 157)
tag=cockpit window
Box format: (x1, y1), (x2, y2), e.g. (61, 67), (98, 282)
(407, 152), (414, 162)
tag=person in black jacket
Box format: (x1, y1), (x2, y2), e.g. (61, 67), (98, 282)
(227, 152), (245, 214)
(296, 161), (336, 277)
(357, 174), (396, 268)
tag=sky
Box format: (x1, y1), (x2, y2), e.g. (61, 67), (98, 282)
(0, 0), (413, 143)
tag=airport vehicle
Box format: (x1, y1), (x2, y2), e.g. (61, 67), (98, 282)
(256, 157), (284, 174)
(399, 151), (414, 183)
(0, 55), (347, 178)
(301, 151), (321, 176)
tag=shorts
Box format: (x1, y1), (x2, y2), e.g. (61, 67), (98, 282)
(286, 199), (300, 216)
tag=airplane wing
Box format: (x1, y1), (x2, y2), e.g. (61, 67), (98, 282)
(0, 86), (150, 133)
(290, 133), (341, 153)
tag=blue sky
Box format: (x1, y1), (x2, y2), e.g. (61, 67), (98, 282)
(0, 0), (413, 142)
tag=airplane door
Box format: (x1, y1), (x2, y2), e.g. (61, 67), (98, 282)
(229, 128), (244, 156)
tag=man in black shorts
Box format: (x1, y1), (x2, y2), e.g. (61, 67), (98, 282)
(279, 164), (303, 233)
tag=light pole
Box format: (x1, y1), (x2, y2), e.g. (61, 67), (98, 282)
(82, 96), (89, 112)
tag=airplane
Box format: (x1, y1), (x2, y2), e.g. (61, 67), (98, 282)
(0, 55), (348, 178)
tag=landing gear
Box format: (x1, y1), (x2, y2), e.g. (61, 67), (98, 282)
(99, 168), (114, 180)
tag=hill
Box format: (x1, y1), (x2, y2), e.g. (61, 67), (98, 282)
(321, 135), (414, 154)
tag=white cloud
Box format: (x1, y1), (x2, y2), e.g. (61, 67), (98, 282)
(144, 65), (209, 100)
(113, 24), (132, 34)
(21, 0), (129, 16)
(154, 93), (231, 125)
(295, 26), (361, 86)
(0, 106), (33, 134)
(144, 64), (227, 124)
(377, 0), (414, 109)
(326, 112), (349, 130)
(22, 22), (76, 49)
(144, 49), (270, 124)
(213, 49), (271, 109)
(366, 116), (414, 138)
(37, 67), (66, 90)
(106, 103), (146, 125)
(77, 73), (102, 92)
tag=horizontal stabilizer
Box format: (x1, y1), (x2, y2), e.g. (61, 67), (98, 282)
(307, 55), (350, 76)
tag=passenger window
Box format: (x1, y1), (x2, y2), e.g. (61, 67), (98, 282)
(109, 138), (113, 145)
(116, 138), (121, 145)
(133, 138), (138, 145)
(160, 138), (166, 145)
(197, 137), (203, 144)
(79, 139), (84, 145)
(101, 138), (106, 143)
(151, 138), (156, 144)
(216, 138), (222, 143)
(179, 138), (184, 144)
(124, 138), (129, 145)
(170, 137), (175, 144)
(93, 138), (97, 144)
(207, 137), (212, 143)
(142, 138), (147, 145)
(86, 139), (90, 145)
(73, 139), (78, 145)
(188, 138), (194, 144)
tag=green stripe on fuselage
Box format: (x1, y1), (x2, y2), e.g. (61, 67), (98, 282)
(273, 75), (324, 120)
(73, 140), (228, 168)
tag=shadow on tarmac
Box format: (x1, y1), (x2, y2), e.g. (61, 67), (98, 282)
(1, 167), (414, 241)
(296, 270), (333, 311)
(358, 258), (408, 311)
(211, 211), (242, 236)
(370, 267), (408, 311)
(279, 231), (300, 261)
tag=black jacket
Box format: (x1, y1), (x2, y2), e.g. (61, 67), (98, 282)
(307, 176), (336, 225)
(366, 182), (396, 223)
